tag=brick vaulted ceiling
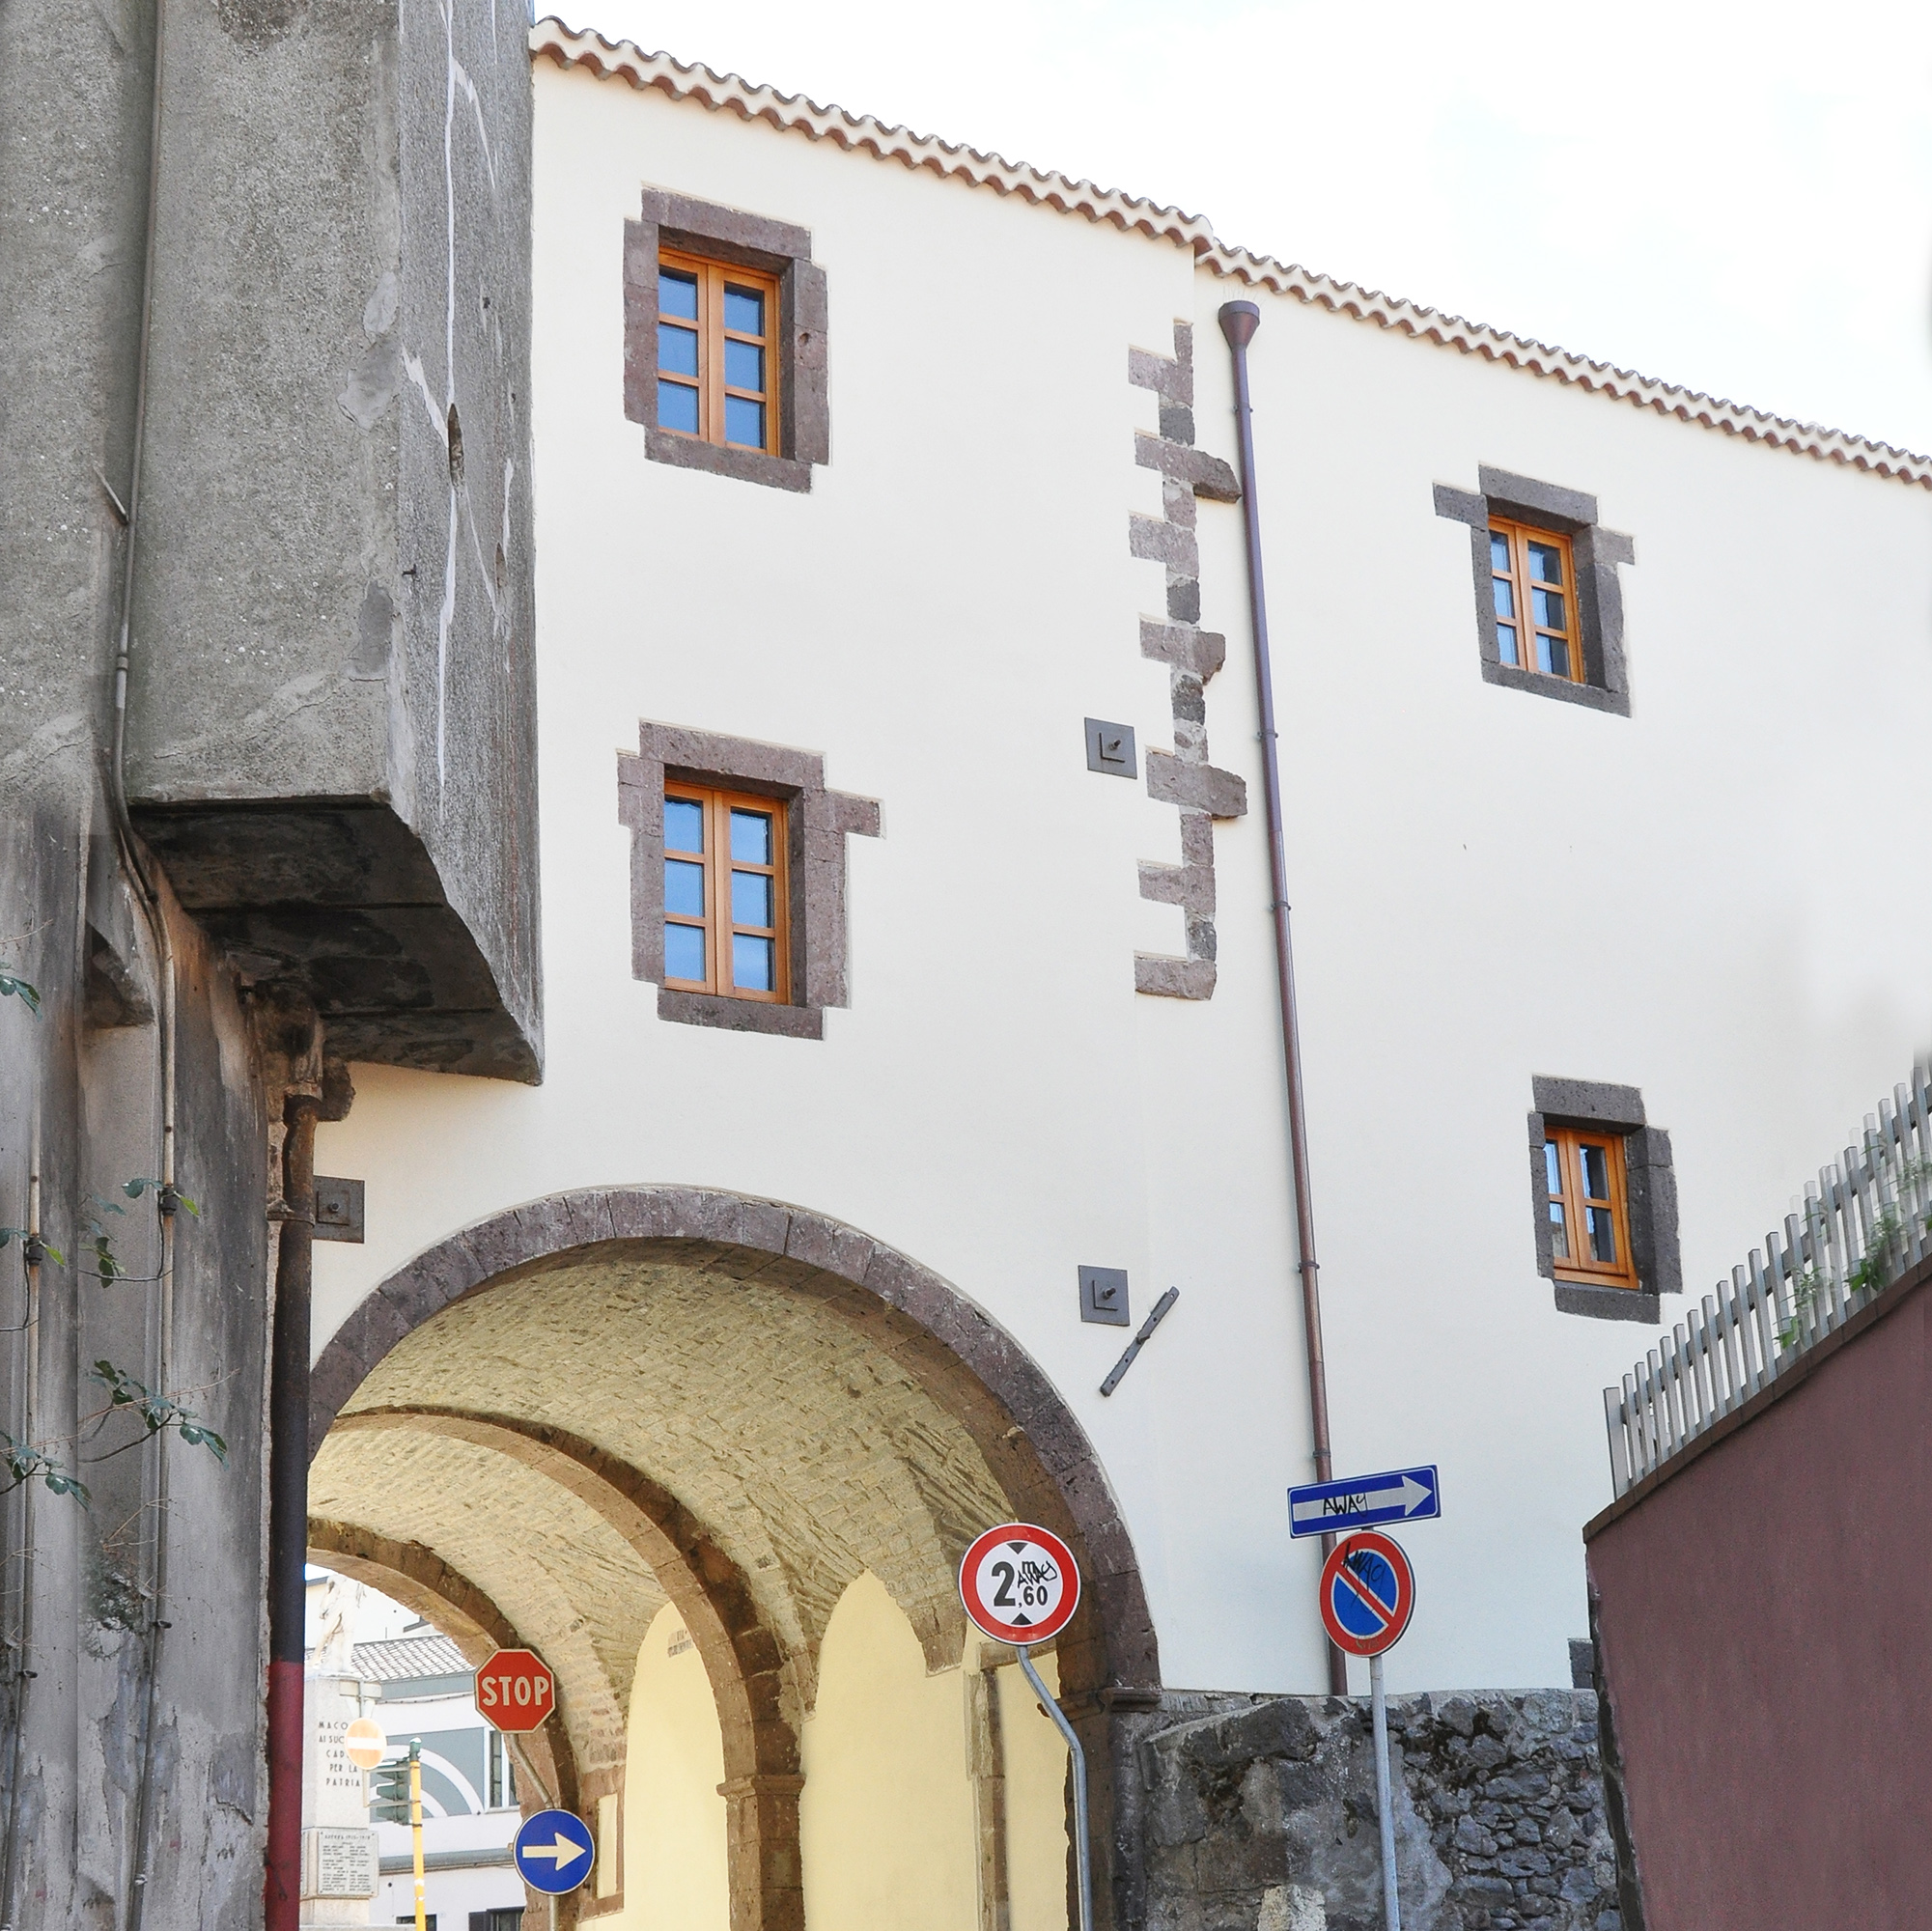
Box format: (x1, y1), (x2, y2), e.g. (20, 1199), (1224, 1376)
(308, 1252), (1013, 1756)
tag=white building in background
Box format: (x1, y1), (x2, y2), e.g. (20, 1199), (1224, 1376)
(306, 1574), (527, 1931)
(297, 15), (1932, 1929)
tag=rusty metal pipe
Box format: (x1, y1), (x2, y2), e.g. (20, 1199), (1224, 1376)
(265, 1093), (320, 1931)
(1217, 300), (1348, 1698)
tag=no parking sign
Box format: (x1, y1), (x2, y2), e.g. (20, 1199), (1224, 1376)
(1318, 1530), (1414, 1658)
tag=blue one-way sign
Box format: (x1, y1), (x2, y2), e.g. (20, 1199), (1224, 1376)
(1288, 1465), (1440, 1538)
(514, 1808), (595, 1895)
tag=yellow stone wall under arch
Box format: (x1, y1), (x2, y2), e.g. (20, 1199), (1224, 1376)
(614, 1574), (1073, 1931)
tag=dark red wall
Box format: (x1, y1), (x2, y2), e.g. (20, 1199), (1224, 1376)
(1586, 1264), (1932, 1931)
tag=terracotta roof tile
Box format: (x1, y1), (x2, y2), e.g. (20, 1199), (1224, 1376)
(534, 16), (1932, 489)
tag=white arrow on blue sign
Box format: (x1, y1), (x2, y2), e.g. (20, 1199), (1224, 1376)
(514, 1807), (595, 1895)
(1287, 1465), (1440, 1538)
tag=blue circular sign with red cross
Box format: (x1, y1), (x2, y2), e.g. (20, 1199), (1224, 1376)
(1319, 1530), (1414, 1657)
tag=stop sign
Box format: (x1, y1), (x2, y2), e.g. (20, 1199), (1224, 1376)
(475, 1647), (555, 1732)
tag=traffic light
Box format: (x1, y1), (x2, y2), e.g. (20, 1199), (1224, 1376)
(369, 1756), (412, 1825)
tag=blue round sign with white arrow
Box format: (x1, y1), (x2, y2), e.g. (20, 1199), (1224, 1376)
(514, 1807), (596, 1895)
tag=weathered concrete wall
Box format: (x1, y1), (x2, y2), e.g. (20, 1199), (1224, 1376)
(1586, 1256), (1932, 1931)
(126, 0), (541, 1080)
(0, 0), (149, 804)
(0, 819), (274, 1931)
(1125, 1690), (1621, 1931)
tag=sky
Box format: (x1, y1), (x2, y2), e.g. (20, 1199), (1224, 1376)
(560, 0), (1932, 457)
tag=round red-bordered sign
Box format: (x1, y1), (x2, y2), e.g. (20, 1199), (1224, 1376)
(1318, 1531), (1414, 1658)
(959, 1523), (1081, 1645)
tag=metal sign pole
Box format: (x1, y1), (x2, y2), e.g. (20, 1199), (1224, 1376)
(1015, 1645), (1092, 1931)
(1368, 1653), (1400, 1931)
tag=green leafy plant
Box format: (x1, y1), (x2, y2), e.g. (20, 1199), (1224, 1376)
(0, 1227), (64, 1266)
(80, 1194), (127, 1283)
(0, 967), (40, 1016)
(1, 1431), (88, 1504)
(123, 1177), (199, 1217)
(89, 1361), (228, 1464)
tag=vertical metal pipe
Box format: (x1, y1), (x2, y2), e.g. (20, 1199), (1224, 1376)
(1016, 1646), (1092, 1931)
(1217, 299), (1348, 1697)
(265, 1093), (321, 1931)
(0, 1137), (42, 1931)
(126, 946), (177, 1931)
(1370, 1651), (1402, 1929)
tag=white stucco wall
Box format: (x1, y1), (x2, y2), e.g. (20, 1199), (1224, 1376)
(314, 48), (1932, 1707)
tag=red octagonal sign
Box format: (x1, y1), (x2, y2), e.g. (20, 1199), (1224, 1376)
(476, 1647), (555, 1732)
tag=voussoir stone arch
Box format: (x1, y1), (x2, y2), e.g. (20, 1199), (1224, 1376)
(334, 1406), (798, 1785)
(310, 1187), (1160, 1700)
(309, 1187), (1162, 1931)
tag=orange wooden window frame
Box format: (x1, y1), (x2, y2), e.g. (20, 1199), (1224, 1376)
(1490, 519), (1581, 684)
(1546, 1126), (1638, 1289)
(656, 249), (781, 456)
(663, 784), (790, 1004)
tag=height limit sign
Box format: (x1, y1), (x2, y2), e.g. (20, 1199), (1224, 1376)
(959, 1523), (1080, 1645)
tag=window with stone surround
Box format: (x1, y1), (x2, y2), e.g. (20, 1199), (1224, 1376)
(619, 724), (879, 1040)
(625, 190), (828, 494)
(1436, 468), (1635, 715)
(1528, 1078), (1681, 1323)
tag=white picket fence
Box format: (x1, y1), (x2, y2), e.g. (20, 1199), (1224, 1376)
(1604, 1064), (1932, 1498)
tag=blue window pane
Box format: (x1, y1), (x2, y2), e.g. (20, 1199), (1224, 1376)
(732, 869), (772, 928)
(1544, 1140), (1562, 1198)
(1497, 624), (1519, 666)
(658, 322), (698, 378)
(1490, 530), (1510, 573)
(722, 284), (764, 335)
(1536, 632), (1571, 679)
(1493, 578), (1515, 619)
(1527, 540), (1563, 586)
(664, 797), (704, 854)
(1549, 1201), (1570, 1259)
(723, 395), (765, 449)
(664, 922), (706, 983)
(665, 858), (705, 918)
(729, 809), (772, 865)
(1580, 1143), (1610, 1201)
(658, 379), (699, 435)
(724, 338), (764, 394)
(1586, 1205), (1618, 1265)
(659, 268), (698, 320)
(733, 933), (775, 993)
(1531, 587), (1565, 632)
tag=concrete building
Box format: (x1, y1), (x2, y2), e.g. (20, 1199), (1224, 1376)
(4, 7), (1931, 1930)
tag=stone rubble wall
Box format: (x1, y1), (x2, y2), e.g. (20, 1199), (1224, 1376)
(1128, 1689), (1623, 1931)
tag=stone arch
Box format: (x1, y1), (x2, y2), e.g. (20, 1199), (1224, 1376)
(309, 1187), (1162, 1930)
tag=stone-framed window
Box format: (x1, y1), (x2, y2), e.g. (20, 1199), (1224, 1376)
(624, 189), (828, 493)
(1527, 1077), (1681, 1323)
(618, 724), (879, 1039)
(1435, 467), (1635, 715)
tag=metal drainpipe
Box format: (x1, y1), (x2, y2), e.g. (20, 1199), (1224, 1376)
(124, 951), (177, 1931)
(0, 1142), (43, 1931)
(103, 0), (190, 1919)
(1217, 300), (1349, 1698)
(265, 1093), (320, 1931)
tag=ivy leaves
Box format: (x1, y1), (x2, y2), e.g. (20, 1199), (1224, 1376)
(90, 1361), (228, 1465)
(0, 1432), (88, 1504)
(0, 967), (40, 1016)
